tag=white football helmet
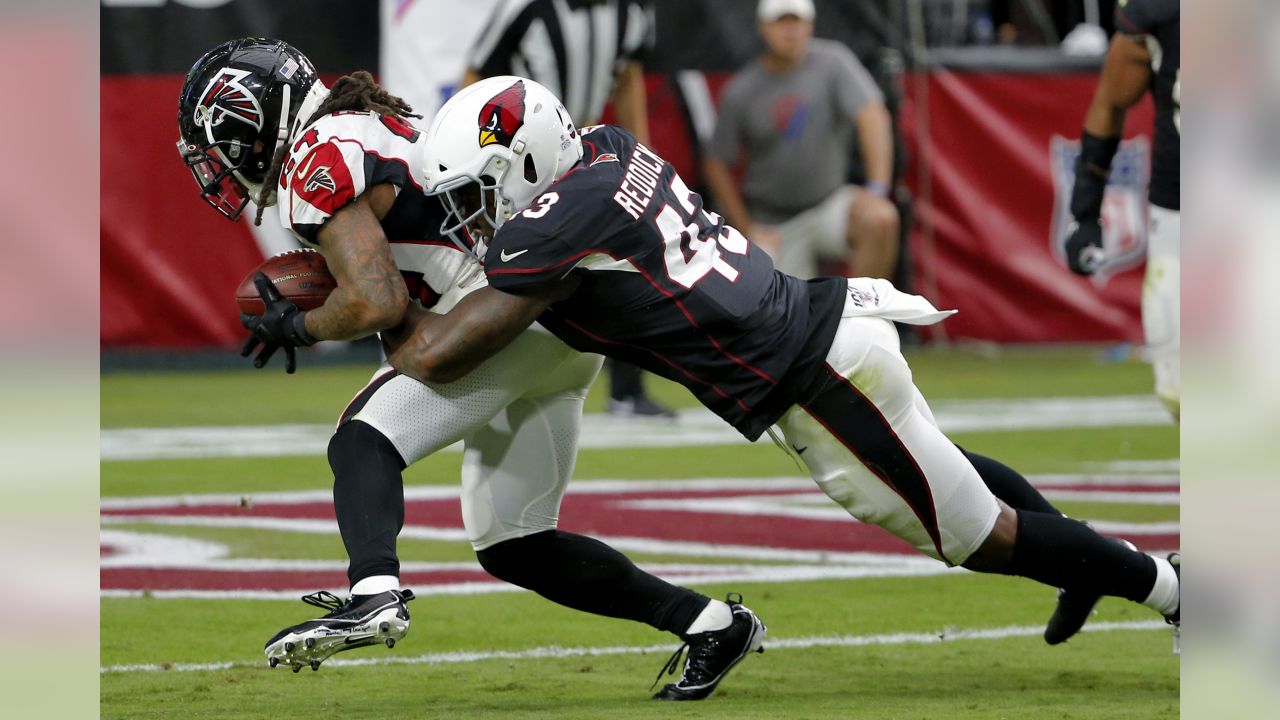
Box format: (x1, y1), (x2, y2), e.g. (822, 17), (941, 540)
(422, 76), (582, 242)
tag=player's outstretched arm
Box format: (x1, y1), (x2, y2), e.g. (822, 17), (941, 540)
(382, 280), (572, 384)
(304, 186), (409, 342)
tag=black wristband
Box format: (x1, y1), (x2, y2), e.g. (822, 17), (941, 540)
(288, 310), (318, 347)
(1069, 132), (1121, 222)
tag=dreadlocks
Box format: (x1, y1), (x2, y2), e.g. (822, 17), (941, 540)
(254, 71), (422, 226)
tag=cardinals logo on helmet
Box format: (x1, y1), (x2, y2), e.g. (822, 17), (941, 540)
(194, 67), (265, 133)
(477, 80), (526, 149)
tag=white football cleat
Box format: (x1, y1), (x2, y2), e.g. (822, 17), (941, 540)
(264, 588), (415, 672)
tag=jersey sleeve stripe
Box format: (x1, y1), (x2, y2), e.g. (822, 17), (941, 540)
(801, 363), (948, 562)
(621, 254), (781, 386)
(562, 318), (752, 415)
(497, 242), (784, 386)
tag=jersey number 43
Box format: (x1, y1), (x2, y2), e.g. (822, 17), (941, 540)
(655, 174), (749, 289)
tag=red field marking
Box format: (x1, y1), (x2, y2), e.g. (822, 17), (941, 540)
(100, 481), (1179, 593)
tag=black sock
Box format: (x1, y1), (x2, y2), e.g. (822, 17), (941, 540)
(1005, 510), (1155, 602)
(477, 529), (709, 634)
(328, 420), (407, 587)
(608, 359), (644, 400)
(960, 447), (1062, 515)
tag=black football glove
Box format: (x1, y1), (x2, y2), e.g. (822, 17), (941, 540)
(239, 272), (317, 374)
(1064, 218), (1106, 276)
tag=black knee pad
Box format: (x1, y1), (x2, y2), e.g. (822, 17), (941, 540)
(328, 420), (406, 473)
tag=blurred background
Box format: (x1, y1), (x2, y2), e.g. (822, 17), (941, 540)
(102, 0), (1150, 360)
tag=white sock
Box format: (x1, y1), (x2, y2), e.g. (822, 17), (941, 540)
(350, 575), (399, 596)
(1141, 556), (1179, 616)
(685, 599), (733, 635)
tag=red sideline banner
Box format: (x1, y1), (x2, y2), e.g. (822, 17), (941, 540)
(102, 75), (267, 348)
(900, 71), (1155, 343)
(103, 70), (1156, 348)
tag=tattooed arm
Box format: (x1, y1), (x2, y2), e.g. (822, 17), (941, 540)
(303, 184), (409, 341)
(382, 280), (575, 384)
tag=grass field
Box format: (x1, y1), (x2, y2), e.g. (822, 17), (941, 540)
(100, 345), (1179, 719)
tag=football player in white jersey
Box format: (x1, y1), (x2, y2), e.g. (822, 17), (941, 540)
(177, 38), (762, 697)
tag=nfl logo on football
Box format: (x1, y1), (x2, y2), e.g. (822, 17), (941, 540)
(1048, 134), (1150, 284)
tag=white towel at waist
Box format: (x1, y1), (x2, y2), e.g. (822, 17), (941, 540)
(839, 277), (957, 326)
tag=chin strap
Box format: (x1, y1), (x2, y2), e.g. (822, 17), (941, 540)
(251, 82), (292, 208)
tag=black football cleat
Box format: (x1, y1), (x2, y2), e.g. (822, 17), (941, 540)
(264, 588), (415, 672)
(651, 594), (766, 701)
(1044, 538), (1137, 645)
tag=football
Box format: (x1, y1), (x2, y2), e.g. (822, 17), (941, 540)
(235, 248), (337, 315)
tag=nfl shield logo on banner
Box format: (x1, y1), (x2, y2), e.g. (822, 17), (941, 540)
(1049, 135), (1150, 284)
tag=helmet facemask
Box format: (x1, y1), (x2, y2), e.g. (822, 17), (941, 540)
(435, 150), (523, 249)
(176, 137), (254, 219)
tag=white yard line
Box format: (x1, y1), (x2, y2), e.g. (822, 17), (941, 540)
(99, 619), (1167, 674)
(100, 475), (1178, 512)
(100, 564), (963, 601)
(100, 395), (1174, 461)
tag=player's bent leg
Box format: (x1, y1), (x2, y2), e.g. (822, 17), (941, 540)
(332, 328), (581, 588)
(329, 419), (407, 588)
(777, 316), (1180, 643)
(464, 389), (763, 700)
(476, 530), (708, 633)
(961, 505), (1180, 646)
(986, 509), (1179, 627)
(1144, 206), (1180, 420)
(265, 330), (584, 671)
(777, 317), (1000, 565)
(959, 447), (1063, 516)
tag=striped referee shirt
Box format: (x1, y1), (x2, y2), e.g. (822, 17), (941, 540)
(468, 0), (655, 124)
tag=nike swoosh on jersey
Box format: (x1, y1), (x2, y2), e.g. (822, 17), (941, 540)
(499, 248), (530, 262)
(295, 153), (316, 180)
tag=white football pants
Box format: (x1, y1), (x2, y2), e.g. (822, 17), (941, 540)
(342, 324), (603, 550)
(1144, 205), (1180, 420)
(775, 284), (1001, 565)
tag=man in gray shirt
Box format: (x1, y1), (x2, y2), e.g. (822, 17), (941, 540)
(703, 0), (900, 280)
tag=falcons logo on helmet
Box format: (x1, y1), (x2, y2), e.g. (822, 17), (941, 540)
(477, 80), (526, 149)
(195, 67), (265, 132)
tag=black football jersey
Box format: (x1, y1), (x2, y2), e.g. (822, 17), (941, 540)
(1116, 0), (1179, 210)
(483, 125), (846, 440)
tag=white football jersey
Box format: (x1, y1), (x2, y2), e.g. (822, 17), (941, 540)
(276, 110), (486, 313)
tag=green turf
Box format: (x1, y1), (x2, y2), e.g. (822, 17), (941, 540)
(905, 344), (1158, 399)
(101, 346), (1178, 717)
(100, 346), (1155, 428)
(1052, 501), (1178, 524)
(101, 423), (1175, 498)
(99, 631), (1177, 720)
(101, 576), (1176, 719)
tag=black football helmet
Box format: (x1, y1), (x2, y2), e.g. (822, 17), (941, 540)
(177, 38), (324, 220)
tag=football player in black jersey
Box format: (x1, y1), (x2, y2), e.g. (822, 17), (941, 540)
(1064, 0), (1180, 421)
(386, 76), (1181, 660)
